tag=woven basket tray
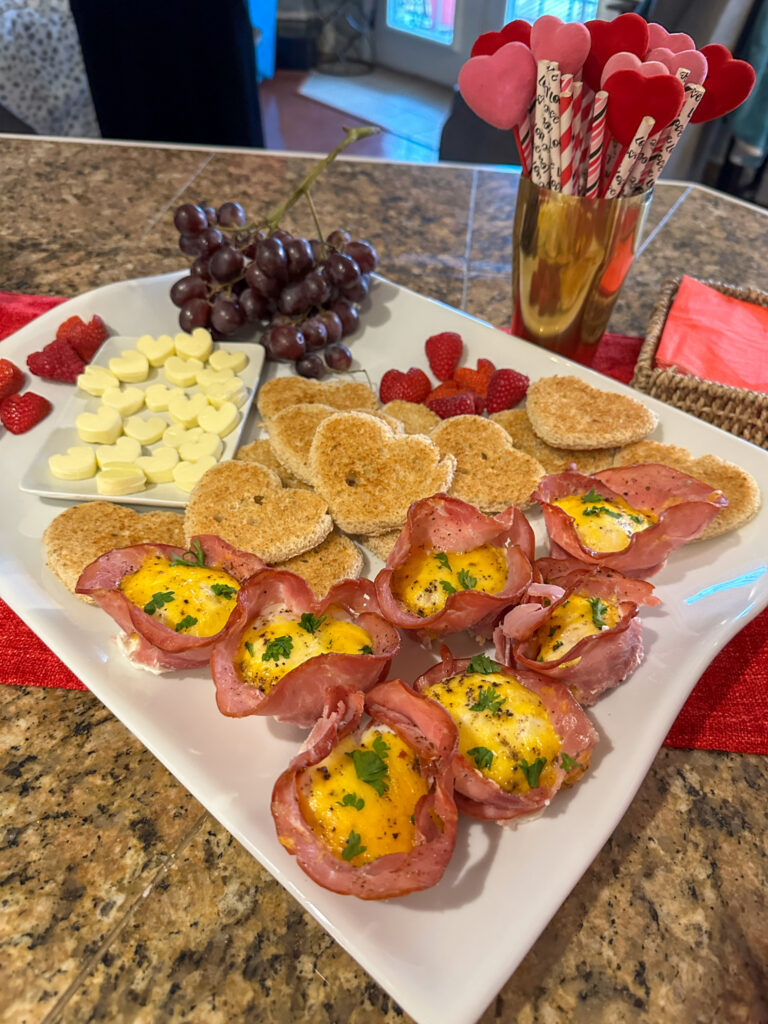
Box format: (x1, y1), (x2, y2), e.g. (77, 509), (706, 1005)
(632, 276), (768, 449)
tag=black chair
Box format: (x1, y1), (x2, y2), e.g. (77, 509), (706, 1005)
(439, 88), (521, 167)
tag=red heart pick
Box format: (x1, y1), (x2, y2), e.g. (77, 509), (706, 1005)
(471, 20), (531, 58)
(583, 12), (650, 92)
(646, 22), (695, 54)
(691, 43), (756, 123)
(603, 69), (685, 146)
(458, 41), (537, 131)
(646, 46), (709, 86)
(601, 52), (669, 88)
(530, 15), (590, 76)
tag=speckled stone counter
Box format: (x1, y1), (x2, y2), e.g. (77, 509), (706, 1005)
(2, 138), (767, 1024)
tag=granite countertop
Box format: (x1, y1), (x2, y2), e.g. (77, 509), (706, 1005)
(1, 137), (767, 1024)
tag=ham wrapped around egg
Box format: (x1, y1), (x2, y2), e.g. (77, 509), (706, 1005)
(209, 570), (400, 727)
(76, 535), (266, 671)
(271, 680), (458, 899)
(494, 557), (660, 705)
(414, 648), (598, 822)
(374, 494), (535, 640)
(532, 465), (728, 577)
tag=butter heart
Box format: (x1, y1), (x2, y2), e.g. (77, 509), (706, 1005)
(136, 333), (176, 366)
(48, 446), (97, 481)
(175, 327), (213, 362)
(101, 385), (145, 417)
(458, 41), (537, 131)
(471, 19), (530, 57)
(179, 432), (223, 462)
(163, 423), (202, 449)
(603, 69), (685, 145)
(584, 12), (650, 92)
(95, 435), (142, 468)
(197, 366), (235, 390)
(206, 377), (247, 409)
(601, 52), (669, 88)
(198, 401), (239, 438)
(646, 22), (695, 54)
(167, 391), (211, 428)
(76, 405), (123, 444)
(96, 465), (147, 496)
(135, 446), (180, 483)
(165, 355), (205, 387)
(208, 348), (248, 374)
(691, 44), (756, 123)
(645, 47), (708, 86)
(77, 364), (119, 396)
(173, 455), (218, 493)
(108, 349), (149, 383)
(145, 384), (184, 412)
(530, 15), (590, 77)
(123, 414), (167, 445)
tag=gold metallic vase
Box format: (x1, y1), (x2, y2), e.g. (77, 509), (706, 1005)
(511, 175), (653, 363)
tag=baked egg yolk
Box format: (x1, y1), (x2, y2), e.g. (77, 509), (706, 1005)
(553, 490), (657, 552)
(423, 670), (562, 794)
(120, 554), (239, 637)
(390, 545), (508, 618)
(237, 613), (373, 693)
(297, 726), (428, 865)
(535, 593), (620, 662)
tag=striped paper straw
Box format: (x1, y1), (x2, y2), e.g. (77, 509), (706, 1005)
(626, 130), (661, 195)
(585, 90), (608, 198)
(519, 97), (535, 178)
(546, 62), (562, 192)
(602, 136), (622, 190)
(571, 80), (584, 194)
(643, 84), (705, 190)
(560, 74), (575, 195)
(532, 60), (551, 187)
(605, 116), (656, 198)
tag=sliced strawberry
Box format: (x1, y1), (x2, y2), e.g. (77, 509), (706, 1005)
(27, 338), (85, 383)
(477, 357), (496, 376)
(425, 379), (462, 404)
(485, 368), (530, 413)
(425, 331), (463, 381)
(0, 392), (52, 434)
(0, 358), (24, 401)
(379, 366), (432, 404)
(453, 366), (490, 398)
(56, 314), (108, 362)
(427, 390), (476, 419)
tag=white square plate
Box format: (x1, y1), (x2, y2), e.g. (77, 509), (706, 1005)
(2, 271), (768, 1024)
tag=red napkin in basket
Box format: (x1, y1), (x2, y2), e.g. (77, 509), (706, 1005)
(1, 299), (767, 754)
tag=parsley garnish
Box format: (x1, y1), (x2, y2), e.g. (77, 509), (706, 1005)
(169, 539), (205, 568)
(467, 653), (501, 675)
(629, 513), (646, 524)
(244, 641), (254, 657)
(581, 488), (604, 504)
(143, 590), (174, 615)
(435, 552), (452, 571)
(457, 568), (477, 590)
(548, 626), (558, 637)
(470, 686), (506, 714)
(440, 580), (457, 595)
(467, 746), (494, 771)
(519, 756), (547, 788)
(299, 612), (325, 634)
(210, 583), (236, 599)
(360, 645), (373, 655)
(341, 830), (366, 861)
(582, 504), (621, 519)
(262, 635), (294, 662)
(587, 596), (609, 629)
(552, 640), (563, 650)
(346, 734), (390, 796)
(337, 792), (365, 810)
(175, 615), (198, 633)
(560, 752), (582, 772)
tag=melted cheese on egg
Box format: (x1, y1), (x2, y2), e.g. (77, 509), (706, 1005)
(553, 492), (656, 552)
(423, 671), (562, 793)
(119, 554), (239, 637)
(237, 614), (373, 693)
(390, 545), (508, 618)
(297, 726), (428, 864)
(535, 593), (620, 662)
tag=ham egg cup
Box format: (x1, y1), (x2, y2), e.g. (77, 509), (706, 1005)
(76, 535), (266, 671)
(209, 570), (400, 727)
(532, 465), (728, 577)
(374, 494), (535, 641)
(414, 648), (598, 823)
(494, 556), (660, 706)
(271, 680), (458, 899)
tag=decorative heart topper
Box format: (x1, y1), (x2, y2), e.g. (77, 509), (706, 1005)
(458, 41), (537, 131)
(530, 15), (590, 76)
(646, 22), (695, 54)
(691, 43), (756, 123)
(583, 12), (650, 92)
(601, 52), (669, 88)
(646, 46), (708, 86)
(603, 69), (685, 146)
(471, 19), (530, 58)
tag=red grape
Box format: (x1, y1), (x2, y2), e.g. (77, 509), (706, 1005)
(179, 232), (203, 257)
(326, 251), (361, 287)
(171, 275), (208, 308)
(198, 226), (224, 256)
(332, 298), (359, 336)
(240, 287), (270, 322)
(327, 228), (351, 249)
(278, 281), (311, 317)
(174, 203), (208, 235)
(325, 343), (352, 370)
(300, 316), (328, 350)
(318, 310), (343, 344)
(257, 236), (287, 279)
(342, 273), (370, 303)
(210, 296), (245, 335)
(218, 201), (247, 227)
(179, 297), (211, 331)
(345, 240), (378, 274)
(245, 262), (280, 299)
(285, 237), (313, 280)
(266, 324), (306, 361)
(297, 352), (326, 378)
(210, 245), (245, 283)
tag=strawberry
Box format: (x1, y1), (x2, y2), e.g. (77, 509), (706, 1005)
(477, 357), (496, 376)
(0, 392), (52, 434)
(0, 358), (24, 401)
(27, 338), (85, 383)
(427, 390), (476, 419)
(55, 314), (108, 362)
(425, 331), (463, 381)
(425, 379), (462, 405)
(485, 368), (530, 413)
(379, 367), (431, 404)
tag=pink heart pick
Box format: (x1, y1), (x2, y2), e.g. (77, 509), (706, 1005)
(601, 52), (669, 88)
(458, 42), (537, 131)
(530, 15), (590, 76)
(646, 46), (708, 86)
(646, 22), (695, 54)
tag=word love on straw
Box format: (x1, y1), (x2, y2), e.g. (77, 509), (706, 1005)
(457, 11), (756, 200)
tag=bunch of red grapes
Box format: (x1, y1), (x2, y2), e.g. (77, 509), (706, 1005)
(170, 201), (378, 378)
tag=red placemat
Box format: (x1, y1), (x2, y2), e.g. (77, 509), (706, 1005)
(1, 298), (766, 754)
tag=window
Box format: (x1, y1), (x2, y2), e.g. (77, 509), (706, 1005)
(504, 0), (598, 19)
(385, 0), (456, 46)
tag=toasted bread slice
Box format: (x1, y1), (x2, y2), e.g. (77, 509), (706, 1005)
(614, 441), (760, 540)
(491, 408), (615, 475)
(273, 529), (364, 595)
(257, 376), (378, 422)
(184, 460), (332, 563)
(235, 438), (309, 489)
(308, 411), (456, 535)
(356, 531), (401, 562)
(382, 400), (441, 435)
(526, 375), (657, 449)
(430, 415), (545, 512)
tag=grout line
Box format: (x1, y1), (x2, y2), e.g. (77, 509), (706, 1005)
(636, 185), (693, 258)
(460, 169), (479, 311)
(139, 153), (216, 240)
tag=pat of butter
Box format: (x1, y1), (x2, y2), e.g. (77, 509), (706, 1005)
(96, 465), (147, 496)
(179, 432), (223, 462)
(76, 405), (123, 444)
(123, 414), (167, 445)
(165, 355), (204, 388)
(109, 349), (149, 383)
(77, 364), (119, 396)
(206, 377), (247, 409)
(198, 401), (239, 438)
(145, 384), (184, 412)
(101, 385), (145, 417)
(173, 455), (217, 492)
(95, 436), (142, 468)
(135, 446), (179, 483)
(167, 391), (210, 428)
(48, 446), (97, 480)
(208, 348), (247, 373)
(197, 366), (234, 390)
(137, 333), (175, 366)
(175, 327), (213, 362)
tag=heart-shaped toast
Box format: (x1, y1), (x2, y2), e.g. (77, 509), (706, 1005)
(583, 12), (650, 92)
(257, 376), (379, 422)
(646, 46), (709, 86)
(691, 44), (756, 123)
(471, 19), (530, 57)
(458, 41), (537, 131)
(308, 412), (456, 535)
(530, 15), (590, 77)
(603, 68), (684, 145)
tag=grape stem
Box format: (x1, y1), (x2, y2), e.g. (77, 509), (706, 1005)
(304, 191), (327, 260)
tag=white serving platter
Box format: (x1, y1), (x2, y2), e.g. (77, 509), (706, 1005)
(2, 271), (767, 1024)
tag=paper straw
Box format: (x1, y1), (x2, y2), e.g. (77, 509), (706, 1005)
(602, 136), (622, 190)
(571, 80), (584, 194)
(585, 90), (608, 198)
(643, 84), (705, 190)
(532, 60), (553, 188)
(626, 130), (662, 195)
(519, 97), (535, 178)
(605, 116), (656, 198)
(559, 74), (574, 195)
(546, 62), (562, 192)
